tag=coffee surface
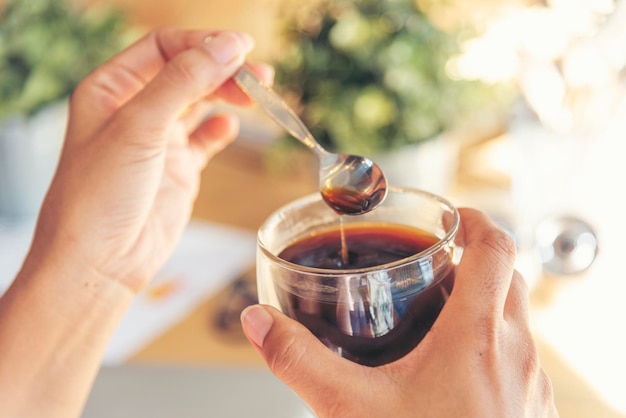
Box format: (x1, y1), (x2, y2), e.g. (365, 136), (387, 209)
(278, 223), (437, 269)
(275, 222), (453, 366)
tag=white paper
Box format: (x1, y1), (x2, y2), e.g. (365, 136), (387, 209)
(103, 221), (256, 364)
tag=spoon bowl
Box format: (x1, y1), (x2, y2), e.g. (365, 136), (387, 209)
(318, 153), (387, 215)
(234, 66), (388, 215)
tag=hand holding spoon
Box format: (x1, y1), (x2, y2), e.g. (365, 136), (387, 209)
(233, 66), (388, 215)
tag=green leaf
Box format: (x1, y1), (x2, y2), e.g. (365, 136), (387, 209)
(0, 0), (133, 119)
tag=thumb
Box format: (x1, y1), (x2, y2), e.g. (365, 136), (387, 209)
(240, 305), (355, 406)
(125, 30), (253, 131)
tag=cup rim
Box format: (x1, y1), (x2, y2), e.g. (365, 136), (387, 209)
(257, 186), (459, 276)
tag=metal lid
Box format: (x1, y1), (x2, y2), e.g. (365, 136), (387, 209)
(535, 215), (599, 275)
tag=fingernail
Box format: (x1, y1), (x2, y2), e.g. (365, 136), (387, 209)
(203, 31), (254, 65)
(241, 305), (273, 348)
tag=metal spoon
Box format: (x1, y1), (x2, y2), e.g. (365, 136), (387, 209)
(233, 66), (388, 215)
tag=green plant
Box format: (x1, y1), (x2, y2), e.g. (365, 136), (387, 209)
(0, 0), (133, 120)
(274, 0), (510, 155)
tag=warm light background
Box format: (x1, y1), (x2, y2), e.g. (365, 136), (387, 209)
(77, 0), (304, 61)
(52, 1), (626, 417)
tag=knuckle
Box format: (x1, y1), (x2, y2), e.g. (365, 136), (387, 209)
(163, 53), (205, 87)
(534, 367), (558, 417)
(507, 271), (531, 317)
(71, 68), (108, 103)
(71, 64), (145, 116)
(479, 317), (500, 341)
(511, 270), (529, 294)
(479, 227), (517, 261)
(538, 368), (554, 397)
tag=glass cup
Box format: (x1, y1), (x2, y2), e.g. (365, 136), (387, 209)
(257, 186), (459, 366)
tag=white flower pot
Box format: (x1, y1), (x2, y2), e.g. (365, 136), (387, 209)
(0, 100), (67, 222)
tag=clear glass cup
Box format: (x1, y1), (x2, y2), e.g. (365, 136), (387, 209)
(257, 187), (459, 366)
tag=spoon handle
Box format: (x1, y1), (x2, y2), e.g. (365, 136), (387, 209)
(233, 66), (326, 155)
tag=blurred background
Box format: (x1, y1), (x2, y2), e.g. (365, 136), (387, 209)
(1, 0), (625, 417)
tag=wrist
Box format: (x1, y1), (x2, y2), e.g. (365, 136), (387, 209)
(15, 242), (136, 333)
(0, 244), (135, 417)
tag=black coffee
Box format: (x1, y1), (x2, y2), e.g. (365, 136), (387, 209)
(276, 223), (454, 366)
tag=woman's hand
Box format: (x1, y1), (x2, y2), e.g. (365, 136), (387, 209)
(0, 28), (272, 418)
(241, 208), (558, 418)
(31, 28), (272, 293)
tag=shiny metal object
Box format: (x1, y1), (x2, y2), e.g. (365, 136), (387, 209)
(233, 66), (388, 215)
(535, 215), (599, 275)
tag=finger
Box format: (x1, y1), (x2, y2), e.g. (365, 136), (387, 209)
(181, 62), (273, 132)
(210, 62), (275, 106)
(534, 368), (558, 417)
(446, 208), (517, 321)
(503, 270), (531, 324)
(240, 305), (358, 408)
(180, 101), (216, 134)
(69, 28), (213, 137)
(119, 31), (254, 142)
(106, 27), (212, 82)
(188, 113), (239, 168)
